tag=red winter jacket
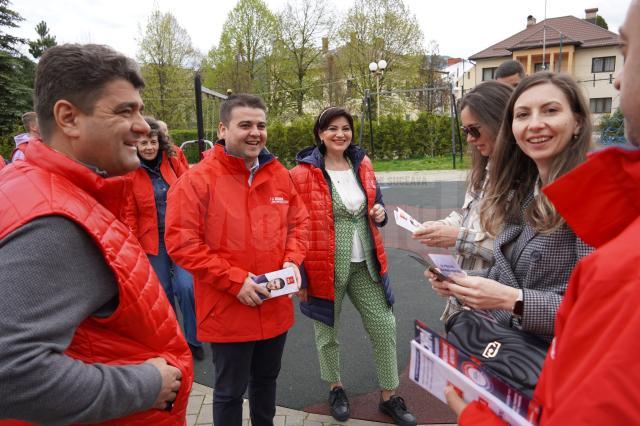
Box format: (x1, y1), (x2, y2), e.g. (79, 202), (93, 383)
(165, 141), (309, 343)
(0, 141), (193, 425)
(289, 145), (392, 326)
(123, 148), (189, 255)
(460, 146), (640, 425)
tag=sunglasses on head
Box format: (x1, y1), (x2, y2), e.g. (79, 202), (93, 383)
(461, 124), (481, 138)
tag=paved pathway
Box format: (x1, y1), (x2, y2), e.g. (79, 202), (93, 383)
(375, 169), (467, 184)
(187, 169), (464, 426)
(186, 382), (454, 426)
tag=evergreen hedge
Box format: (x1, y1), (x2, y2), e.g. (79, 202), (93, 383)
(170, 112), (460, 167)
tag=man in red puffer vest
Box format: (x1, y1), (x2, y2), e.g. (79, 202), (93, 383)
(0, 44), (193, 425)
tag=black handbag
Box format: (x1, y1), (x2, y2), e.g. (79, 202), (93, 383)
(445, 309), (550, 397)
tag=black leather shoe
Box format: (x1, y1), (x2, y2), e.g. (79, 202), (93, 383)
(379, 395), (417, 426)
(328, 386), (350, 422)
(189, 344), (205, 361)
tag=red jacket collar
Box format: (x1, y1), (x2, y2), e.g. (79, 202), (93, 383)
(543, 146), (640, 247)
(25, 140), (129, 218)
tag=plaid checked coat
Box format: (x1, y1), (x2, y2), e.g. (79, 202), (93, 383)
(486, 192), (593, 341)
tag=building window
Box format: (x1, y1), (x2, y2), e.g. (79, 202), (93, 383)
(467, 71), (471, 79)
(592, 56), (616, 73)
(482, 67), (496, 81)
(590, 97), (612, 114)
(534, 63), (546, 72)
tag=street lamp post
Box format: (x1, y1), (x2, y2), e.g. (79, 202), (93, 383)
(369, 59), (387, 124)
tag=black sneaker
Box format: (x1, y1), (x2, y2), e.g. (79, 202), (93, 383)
(328, 386), (350, 422)
(379, 395), (417, 426)
(189, 343), (205, 361)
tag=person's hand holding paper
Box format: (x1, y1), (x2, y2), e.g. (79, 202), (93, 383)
(413, 222), (459, 248)
(445, 275), (520, 311)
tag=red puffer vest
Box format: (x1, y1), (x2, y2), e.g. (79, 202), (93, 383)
(289, 145), (389, 303)
(123, 149), (189, 255)
(0, 141), (193, 426)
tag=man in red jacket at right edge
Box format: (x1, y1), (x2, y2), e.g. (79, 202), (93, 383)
(446, 1), (640, 424)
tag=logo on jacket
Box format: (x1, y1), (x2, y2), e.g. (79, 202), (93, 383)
(270, 196), (289, 204)
(482, 342), (501, 358)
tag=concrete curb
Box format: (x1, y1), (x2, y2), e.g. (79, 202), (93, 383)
(374, 170), (467, 184)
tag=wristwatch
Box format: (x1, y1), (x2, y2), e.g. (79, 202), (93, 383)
(513, 290), (524, 316)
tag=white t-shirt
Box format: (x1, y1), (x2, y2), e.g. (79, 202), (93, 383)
(326, 168), (367, 262)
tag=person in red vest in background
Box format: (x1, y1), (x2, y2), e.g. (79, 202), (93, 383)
(12, 112), (40, 162)
(0, 43), (193, 425)
(445, 1), (640, 423)
(123, 115), (203, 361)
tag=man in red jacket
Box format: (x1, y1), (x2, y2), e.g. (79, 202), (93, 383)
(445, 1), (640, 424)
(0, 44), (192, 425)
(165, 94), (309, 426)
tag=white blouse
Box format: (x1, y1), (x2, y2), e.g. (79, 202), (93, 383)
(326, 168), (367, 262)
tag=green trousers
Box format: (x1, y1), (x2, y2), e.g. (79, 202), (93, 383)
(313, 261), (399, 390)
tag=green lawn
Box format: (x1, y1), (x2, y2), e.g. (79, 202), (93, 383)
(372, 155), (469, 172)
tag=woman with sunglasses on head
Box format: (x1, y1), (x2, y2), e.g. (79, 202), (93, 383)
(290, 107), (416, 426)
(426, 72), (594, 343)
(413, 81), (513, 321)
(122, 116), (204, 361)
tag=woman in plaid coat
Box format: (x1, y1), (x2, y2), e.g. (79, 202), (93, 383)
(427, 72), (594, 342)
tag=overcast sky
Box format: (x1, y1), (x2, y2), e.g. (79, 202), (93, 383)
(13, 0), (629, 61)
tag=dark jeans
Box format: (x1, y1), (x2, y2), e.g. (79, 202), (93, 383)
(211, 332), (288, 426)
(147, 239), (201, 347)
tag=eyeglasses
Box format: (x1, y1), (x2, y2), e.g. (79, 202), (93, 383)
(460, 124), (481, 139)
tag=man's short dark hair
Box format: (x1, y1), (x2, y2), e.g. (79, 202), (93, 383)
(495, 60), (525, 79)
(22, 112), (37, 132)
(220, 94), (267, 126)
(35, 44), (144, 139)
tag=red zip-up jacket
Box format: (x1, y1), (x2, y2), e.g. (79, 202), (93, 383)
(123, 148), (189, 255)
(164, 141), (309, 343)
(460, 147), (640, 425)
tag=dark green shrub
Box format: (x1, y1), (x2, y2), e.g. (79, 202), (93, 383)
(170, 113), (457, 166)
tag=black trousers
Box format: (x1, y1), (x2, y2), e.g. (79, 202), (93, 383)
(210, 332), (288, 426)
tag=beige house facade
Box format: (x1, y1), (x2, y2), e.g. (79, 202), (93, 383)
(459, 9), (620, 121)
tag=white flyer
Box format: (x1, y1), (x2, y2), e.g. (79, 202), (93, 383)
(394, 207), (421, 232)
(409, 340), (533, 426)
(254, 267), (299, 299)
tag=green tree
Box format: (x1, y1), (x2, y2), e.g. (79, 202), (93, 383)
(275, 0), (334, 115)
(28, 20), (56, 59)
(595, 15), (608, 30)
(203, 0), (277, 95)
(414, 41), (449, 114)
(0, 0), (35, 158)
(335, 0), (424, 102)
(137, 9), (199, 129)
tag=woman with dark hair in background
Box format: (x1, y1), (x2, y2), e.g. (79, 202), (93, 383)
(413, 80), (513, 321)
(290, 107), (416, 426)
(426, 72), (594, 343)
(123, 116), (204, 360)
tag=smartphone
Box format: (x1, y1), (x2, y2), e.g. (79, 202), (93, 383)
(408, 254), (451, 282)
(427, 266), (451, 282)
